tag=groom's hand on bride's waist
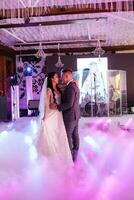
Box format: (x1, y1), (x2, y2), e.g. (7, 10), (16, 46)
(50, 103), (57, 110)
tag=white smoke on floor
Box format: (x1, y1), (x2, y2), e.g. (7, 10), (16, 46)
(0, 117), (134, 199)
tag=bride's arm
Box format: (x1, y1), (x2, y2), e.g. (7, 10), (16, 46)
(43, 88), (51, 120)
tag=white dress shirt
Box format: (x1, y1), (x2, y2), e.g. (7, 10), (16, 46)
(67, 79), (73, 86)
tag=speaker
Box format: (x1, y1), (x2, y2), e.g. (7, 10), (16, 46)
(28, 100), (39, 110)
(0, 96), (11, 121)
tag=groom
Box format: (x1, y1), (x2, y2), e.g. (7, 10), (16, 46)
(57, 68), (80, 161)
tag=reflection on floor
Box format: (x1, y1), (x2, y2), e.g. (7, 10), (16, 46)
(0, 115), (134, 200)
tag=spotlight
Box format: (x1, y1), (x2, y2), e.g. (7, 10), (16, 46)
(10, 73), (19, 86)
(23, 63), (33, 76)
(27, 66), (32, 72)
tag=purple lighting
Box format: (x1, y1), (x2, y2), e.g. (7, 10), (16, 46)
(23, 63), (33, 76)
(27, 67), (32, 73)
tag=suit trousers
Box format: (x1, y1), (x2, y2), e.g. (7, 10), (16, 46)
(64, 119), (79, 161)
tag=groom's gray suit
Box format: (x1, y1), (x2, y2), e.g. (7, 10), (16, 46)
(57, 81), (80, 161)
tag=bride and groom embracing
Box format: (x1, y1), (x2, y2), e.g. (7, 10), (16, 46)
(36, 68), (80, 166)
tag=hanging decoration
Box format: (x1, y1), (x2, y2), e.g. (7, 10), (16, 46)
(92, 40), (105, 57)
(55, 44), (64, 68)
(35, 24), (47, 59)
(18, 47), (24, 69)
(18, 57), (24, 68)
(35, 42), (46, 59)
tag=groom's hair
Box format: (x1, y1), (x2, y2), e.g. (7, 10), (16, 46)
(62, 68), (72, 74)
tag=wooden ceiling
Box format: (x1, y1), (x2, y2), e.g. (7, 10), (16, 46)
(0, 0), (134, 54)
(0, 1), (133, 19)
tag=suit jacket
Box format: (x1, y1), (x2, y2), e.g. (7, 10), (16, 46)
(57, 81), (80, 122)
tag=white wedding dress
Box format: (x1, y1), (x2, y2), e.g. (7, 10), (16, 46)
(36, 90), (73, 166)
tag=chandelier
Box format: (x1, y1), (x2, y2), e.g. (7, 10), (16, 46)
(18, 57), (24, 68)
(35, 42), (46, 59)
(18, 47), (24, 68)
(92, 40), (105, 57)
(55, 44), (64, 68)
(35, 24), (47, 59)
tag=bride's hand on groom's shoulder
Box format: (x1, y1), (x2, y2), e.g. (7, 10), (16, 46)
(72, 80), (79, 87)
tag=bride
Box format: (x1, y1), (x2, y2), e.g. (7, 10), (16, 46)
(36, 72), (73, 166)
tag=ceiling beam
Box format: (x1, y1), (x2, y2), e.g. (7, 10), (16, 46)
(0, 1), (133, 19)
(2, 29), (26, 43)
(33, 0), (40, 7)
(19, 0), (26, 8)
(15, 45), (134, 55)
(0, 17), (107, 29)
(15, 39), (106, 47)
(0, 43), (15, 55)
(107, 13), (134, 24)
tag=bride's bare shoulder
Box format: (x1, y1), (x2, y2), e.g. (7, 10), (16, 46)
(47, 87), (52, 95)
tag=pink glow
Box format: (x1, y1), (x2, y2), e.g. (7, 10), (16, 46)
(0, 116), (134, 199)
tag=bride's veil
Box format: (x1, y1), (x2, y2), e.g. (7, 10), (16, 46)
(38, 77), (48, 124)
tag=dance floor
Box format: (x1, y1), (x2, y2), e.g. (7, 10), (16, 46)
(0, 115), (134, 200)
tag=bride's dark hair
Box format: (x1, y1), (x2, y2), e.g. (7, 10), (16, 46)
(47, 72), (60, 104)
